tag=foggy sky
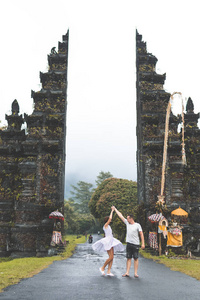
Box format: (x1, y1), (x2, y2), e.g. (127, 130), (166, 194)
(0, 0), (199, 198)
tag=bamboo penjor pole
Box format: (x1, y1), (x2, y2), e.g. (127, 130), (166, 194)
(160, 92), (183, 197)
(158, 92), (185, 256)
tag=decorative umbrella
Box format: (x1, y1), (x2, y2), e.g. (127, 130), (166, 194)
(148, 213), (166, 255)
(148, 213), (165, 223)
(49, 210), (64, 220)
(171, 207), (188, 217)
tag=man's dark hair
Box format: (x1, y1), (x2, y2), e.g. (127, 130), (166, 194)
(128, 214), (134, 220)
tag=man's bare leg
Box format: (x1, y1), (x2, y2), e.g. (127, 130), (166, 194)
(134, 258), (139, 277)
(122, 258), (131, 277)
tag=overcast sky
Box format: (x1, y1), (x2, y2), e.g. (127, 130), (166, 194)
(0, 0), (200, 195)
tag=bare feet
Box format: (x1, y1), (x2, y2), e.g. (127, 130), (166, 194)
(122, 273), (130, 277)
(134, 274), (139, 278)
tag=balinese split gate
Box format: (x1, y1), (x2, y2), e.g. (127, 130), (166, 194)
(0, 29), (200, 257)
(136, 30), (200, 255)
(0, 32), (69, 257)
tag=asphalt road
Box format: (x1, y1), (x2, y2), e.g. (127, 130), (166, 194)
(0, 235), (199, 300)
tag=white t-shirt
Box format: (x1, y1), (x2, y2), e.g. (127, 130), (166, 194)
(124, 219), (142, 245)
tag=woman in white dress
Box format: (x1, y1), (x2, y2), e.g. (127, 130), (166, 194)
(92, 207), (124, 276)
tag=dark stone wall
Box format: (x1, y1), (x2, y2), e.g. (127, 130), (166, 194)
(0, 31), (69, 257)
(136, 31), (200, 253)
(136, 30), (172, 205)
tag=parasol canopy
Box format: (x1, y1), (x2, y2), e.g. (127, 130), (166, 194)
(49, 210), (64, 220)
(171, 207), (188, 217)
(148, 213), (165, 223)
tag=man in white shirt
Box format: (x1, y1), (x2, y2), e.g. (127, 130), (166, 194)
(112, 206), (145, 278)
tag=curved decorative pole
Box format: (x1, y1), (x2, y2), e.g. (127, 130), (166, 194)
(160, 99), (172, 197)
(159, 92), (184, 200)
(157, 92), (185, 255)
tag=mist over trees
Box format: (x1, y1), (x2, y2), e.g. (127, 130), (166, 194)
(69, 181), (94, 214)
(64, 171), (113, 234)
(95, 171), (113, 186)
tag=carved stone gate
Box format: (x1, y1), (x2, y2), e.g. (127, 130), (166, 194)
(136, 31), (200, 254)
(0, 32), (68, 257)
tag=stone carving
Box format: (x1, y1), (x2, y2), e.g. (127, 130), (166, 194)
(0, 31), (69, 257)
(136, 30), (200, 255)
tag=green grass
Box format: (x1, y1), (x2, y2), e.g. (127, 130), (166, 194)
(141, 250), (200, 281)
(0, 235), (85, 293)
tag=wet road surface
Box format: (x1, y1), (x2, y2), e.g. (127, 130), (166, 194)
(0, 235), (199, 300)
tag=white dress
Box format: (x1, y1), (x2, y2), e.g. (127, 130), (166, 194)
(92, 225), (124, 252)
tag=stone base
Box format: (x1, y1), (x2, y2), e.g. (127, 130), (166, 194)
(0, 250), (11, 257)
(36, 251), (49, 257)
(10, 251), (36, 258)
(192, 250), (200, 257)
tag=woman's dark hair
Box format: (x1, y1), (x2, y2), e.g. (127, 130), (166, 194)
(104, 216), (109, 223)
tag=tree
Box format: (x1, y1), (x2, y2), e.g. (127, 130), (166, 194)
(89, 178), (137, 241)
(95, 171), (113, 186)
(69, 181), (93, 213)
(64, 200), (96, 234)
(64, 200), (78, 233)
(75, 213), (96, 234)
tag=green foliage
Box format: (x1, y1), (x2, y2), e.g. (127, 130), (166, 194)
(69, 181), (93, 214)
(95, 171), (113, 186)
(74, 213), (95, 234)
(64, 200), (95, 234)
(64, 171), (115, 234)
(89, 178), (138, 240)
(64, 200), (77, 233)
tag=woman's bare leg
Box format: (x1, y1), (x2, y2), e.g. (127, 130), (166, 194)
(101, 248), (114, 272)
(107, 247), (114, 274)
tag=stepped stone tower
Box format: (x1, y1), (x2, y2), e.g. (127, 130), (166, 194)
(136, 30), (181, 206)
(136, 31), (200, 253)
(0, 31), (69, 257)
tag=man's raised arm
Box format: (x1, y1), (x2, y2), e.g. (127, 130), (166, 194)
(112, 206), (125, 223)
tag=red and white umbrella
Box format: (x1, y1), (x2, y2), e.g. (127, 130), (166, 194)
(148, 213), (165, 223)
(49, 210), (64, 220)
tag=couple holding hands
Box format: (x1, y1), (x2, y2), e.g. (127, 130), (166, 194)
(92, 206), (145, 278)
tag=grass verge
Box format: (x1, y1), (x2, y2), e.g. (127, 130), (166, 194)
(140, 250), (200, 281)
(0, 235), (85, 293)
